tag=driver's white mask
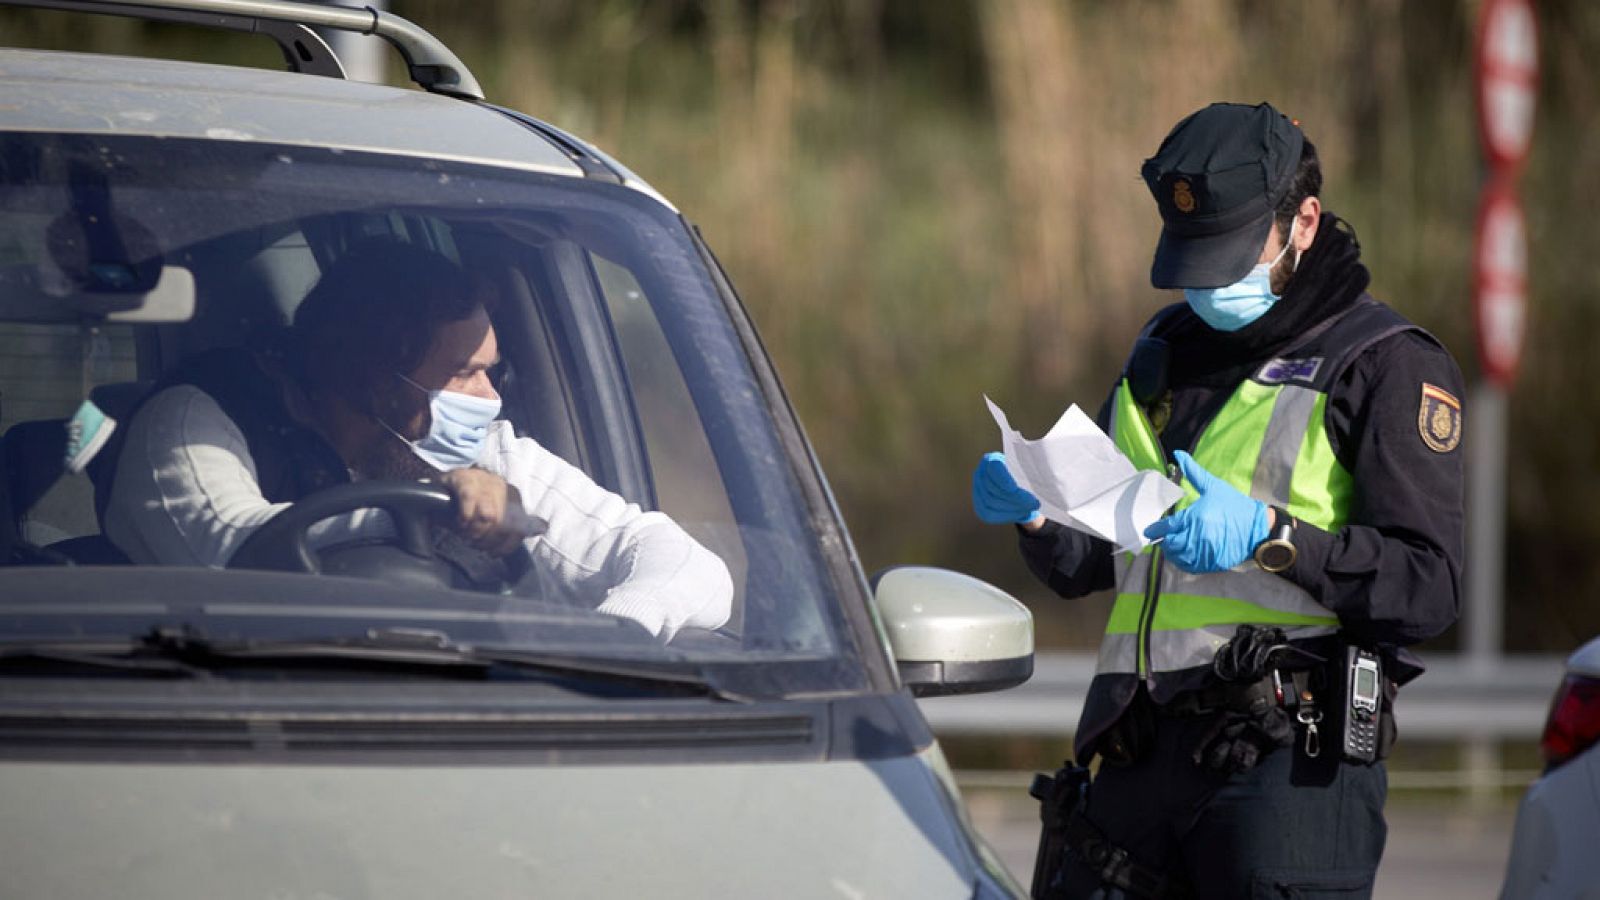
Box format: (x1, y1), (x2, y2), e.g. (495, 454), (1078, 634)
(380, 372), (501, 471)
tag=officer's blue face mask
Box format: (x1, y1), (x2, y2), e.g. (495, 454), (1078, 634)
(382, 372), (501, 471)
(1183, 220), (1299, 332)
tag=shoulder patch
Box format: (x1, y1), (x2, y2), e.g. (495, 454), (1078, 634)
(1419, 383), (1461, 453)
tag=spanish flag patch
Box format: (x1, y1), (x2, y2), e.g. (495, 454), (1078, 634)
(1419, 384), (1461, 453)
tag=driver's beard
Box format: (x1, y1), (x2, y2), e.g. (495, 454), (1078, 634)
(357, 431), (443, 482)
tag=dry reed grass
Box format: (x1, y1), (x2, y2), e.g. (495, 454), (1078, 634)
(2, 0), (1596, 650)
(464, 0), (1598, 651)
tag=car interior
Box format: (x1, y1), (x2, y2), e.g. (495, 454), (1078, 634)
(0, 203), (750, 633)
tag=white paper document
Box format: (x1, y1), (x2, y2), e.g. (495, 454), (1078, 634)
(985, 396), (1186, 552)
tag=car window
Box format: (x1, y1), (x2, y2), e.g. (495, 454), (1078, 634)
(0, 133), (860, 695)
(590, 252), (751, 633)
(0, 321), (136, 543)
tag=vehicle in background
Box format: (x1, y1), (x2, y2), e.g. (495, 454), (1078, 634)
(1500, 635), (1600, 899)
(0, 1), (1030, 896)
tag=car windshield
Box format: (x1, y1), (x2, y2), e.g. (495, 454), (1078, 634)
(0, 133), (867, 696)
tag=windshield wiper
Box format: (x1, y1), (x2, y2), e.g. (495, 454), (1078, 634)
(0, 639), (209, 678)
(0, 627), (746, 699)
(133, 626), (751, 701)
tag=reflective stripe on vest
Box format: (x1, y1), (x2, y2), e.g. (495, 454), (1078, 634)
(1100, 378), (1346, 680)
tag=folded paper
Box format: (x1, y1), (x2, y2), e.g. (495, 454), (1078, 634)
(985, 396), (1184, 552)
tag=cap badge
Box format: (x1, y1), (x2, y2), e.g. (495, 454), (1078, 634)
(1172, 179), (1196, 213)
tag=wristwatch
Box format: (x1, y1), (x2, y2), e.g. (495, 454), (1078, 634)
(1254, 506), (1297, 573)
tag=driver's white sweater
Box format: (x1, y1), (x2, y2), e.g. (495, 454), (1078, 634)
(103, 385), (734, 641)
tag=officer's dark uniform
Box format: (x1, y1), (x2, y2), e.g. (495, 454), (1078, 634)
(1019, 106), (1464, 898)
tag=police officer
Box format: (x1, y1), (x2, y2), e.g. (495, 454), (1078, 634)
(972, 103), (1464, 897)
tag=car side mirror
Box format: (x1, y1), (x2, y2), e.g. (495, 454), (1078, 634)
(872, 566), (1033, 698)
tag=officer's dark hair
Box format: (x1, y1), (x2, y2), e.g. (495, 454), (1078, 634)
(291, 239), (483, 406)
(1274, 138), (1322, 241)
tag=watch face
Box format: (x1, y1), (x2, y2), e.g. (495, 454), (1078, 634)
(1258, 541), (1295, 571)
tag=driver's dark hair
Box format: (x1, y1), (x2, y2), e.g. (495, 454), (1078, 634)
(291, 239), (482, 404)
(1274, 137), (1322, 241)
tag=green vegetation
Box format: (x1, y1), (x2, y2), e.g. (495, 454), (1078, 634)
(4, 0), (1596, 652)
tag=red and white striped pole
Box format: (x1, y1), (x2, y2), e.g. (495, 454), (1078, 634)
(1466, 0), (1538, 673)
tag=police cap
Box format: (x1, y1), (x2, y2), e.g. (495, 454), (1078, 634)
(1142, 102), (1305, 289)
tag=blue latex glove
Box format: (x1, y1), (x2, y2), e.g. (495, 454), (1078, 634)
(972, 452), (1042, 525)
(1142, 450), (1270, 573)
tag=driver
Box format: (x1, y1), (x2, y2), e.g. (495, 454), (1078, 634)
(102, 241), (733, 641)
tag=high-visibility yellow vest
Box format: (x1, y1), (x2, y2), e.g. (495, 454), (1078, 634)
(1075, 297), (1425, 757)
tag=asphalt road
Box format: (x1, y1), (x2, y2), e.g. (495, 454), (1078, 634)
(959, 785), (1516, 898)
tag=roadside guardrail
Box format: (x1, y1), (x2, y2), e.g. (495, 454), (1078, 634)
(916, 652), (1565, 740)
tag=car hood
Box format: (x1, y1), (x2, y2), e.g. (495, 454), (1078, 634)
(0, 751), (989, 899)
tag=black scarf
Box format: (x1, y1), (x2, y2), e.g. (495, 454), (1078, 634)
(1161, 212), (1371, 388)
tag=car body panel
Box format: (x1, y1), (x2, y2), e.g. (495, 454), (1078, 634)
(0, 47), (585, 179)
(1500, 635), (1600, 899)
(1499, 741), (1600, 899)
(0, 750), (979, 899)
(1568, 636), (1600, 679)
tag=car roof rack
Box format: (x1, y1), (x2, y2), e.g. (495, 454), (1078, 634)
(0, 0), (484, 100)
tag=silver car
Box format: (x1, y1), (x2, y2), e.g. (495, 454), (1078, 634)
(1501, 635), (1600, 899)
(0, 1), (1031, 897)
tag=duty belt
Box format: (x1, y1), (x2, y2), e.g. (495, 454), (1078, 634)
(1157, 668), (1314, 718)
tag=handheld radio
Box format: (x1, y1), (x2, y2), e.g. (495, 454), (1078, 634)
(1342, 647), (1382, 762)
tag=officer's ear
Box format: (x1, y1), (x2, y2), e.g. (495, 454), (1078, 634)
(1292, 196), (1322, 256)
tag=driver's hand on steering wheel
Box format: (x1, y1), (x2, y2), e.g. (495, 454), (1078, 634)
(437, 468), (539, 557)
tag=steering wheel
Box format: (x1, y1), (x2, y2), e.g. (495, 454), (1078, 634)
(228, 481), (453, 579)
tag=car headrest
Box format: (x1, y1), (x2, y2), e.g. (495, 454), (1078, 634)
(2, 419), (66, 524)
